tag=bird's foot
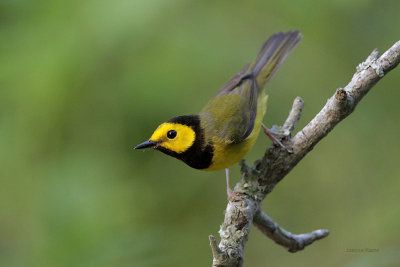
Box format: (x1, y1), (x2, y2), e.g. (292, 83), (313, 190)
(262, 124), (292, 153)
(227, 187), (236, 201)
(225, 168), (237, 201)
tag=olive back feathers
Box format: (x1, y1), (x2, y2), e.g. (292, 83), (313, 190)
(200, 31), (302, 144)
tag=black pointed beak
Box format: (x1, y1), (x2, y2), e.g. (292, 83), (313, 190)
(134, 140), (158, 150)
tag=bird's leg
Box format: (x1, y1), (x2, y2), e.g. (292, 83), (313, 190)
(226, 168), (234, 200)
(262, 123), (291, 152)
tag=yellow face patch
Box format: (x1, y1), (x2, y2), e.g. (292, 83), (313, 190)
(150, 122), (195, 153)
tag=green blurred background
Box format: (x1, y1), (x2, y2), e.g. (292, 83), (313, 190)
(1, 0), (400, 266)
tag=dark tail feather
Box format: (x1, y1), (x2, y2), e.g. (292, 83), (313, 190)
(251, 30), (302, 91)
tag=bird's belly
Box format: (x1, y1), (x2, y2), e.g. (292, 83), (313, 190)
(203, 139), (256, 171)
(202, 116), (263, 172)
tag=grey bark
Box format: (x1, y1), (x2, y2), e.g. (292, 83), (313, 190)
(209, 40), (400, 266)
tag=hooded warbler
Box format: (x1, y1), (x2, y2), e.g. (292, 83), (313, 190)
(135, 31), (301, 195)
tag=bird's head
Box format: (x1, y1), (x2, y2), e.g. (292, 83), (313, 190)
(135, 115), (198, 155)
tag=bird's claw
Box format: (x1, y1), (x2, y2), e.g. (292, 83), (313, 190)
(262, 124), (292, 153)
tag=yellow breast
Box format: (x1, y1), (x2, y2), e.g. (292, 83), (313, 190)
(203, 94), (268, 171)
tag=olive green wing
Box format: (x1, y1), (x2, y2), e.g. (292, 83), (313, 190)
(200, 31), (302, 144)
(200, 71), (257, 144)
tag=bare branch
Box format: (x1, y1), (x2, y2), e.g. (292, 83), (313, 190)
(210, 40), (400, 266)
(282, 96), (304, 135)
(209, 235), (230, 266)
(253, 210), (329, 253)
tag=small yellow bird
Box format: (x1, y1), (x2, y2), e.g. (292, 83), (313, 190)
(135, 31), (301, 196)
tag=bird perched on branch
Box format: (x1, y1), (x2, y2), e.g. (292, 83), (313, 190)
(135, 31), (302, 198)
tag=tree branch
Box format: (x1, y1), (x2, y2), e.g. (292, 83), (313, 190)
(282, 96), (304, 135)
(210, 40), (400, 266)
(253, 210), (329, 253)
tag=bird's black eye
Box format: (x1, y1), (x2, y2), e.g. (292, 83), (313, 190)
(167, 130), (177, 139)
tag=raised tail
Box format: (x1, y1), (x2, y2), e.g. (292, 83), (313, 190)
(251, 30), (302, 91)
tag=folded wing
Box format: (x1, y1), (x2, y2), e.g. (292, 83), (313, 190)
(201, 31), (302, 144)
